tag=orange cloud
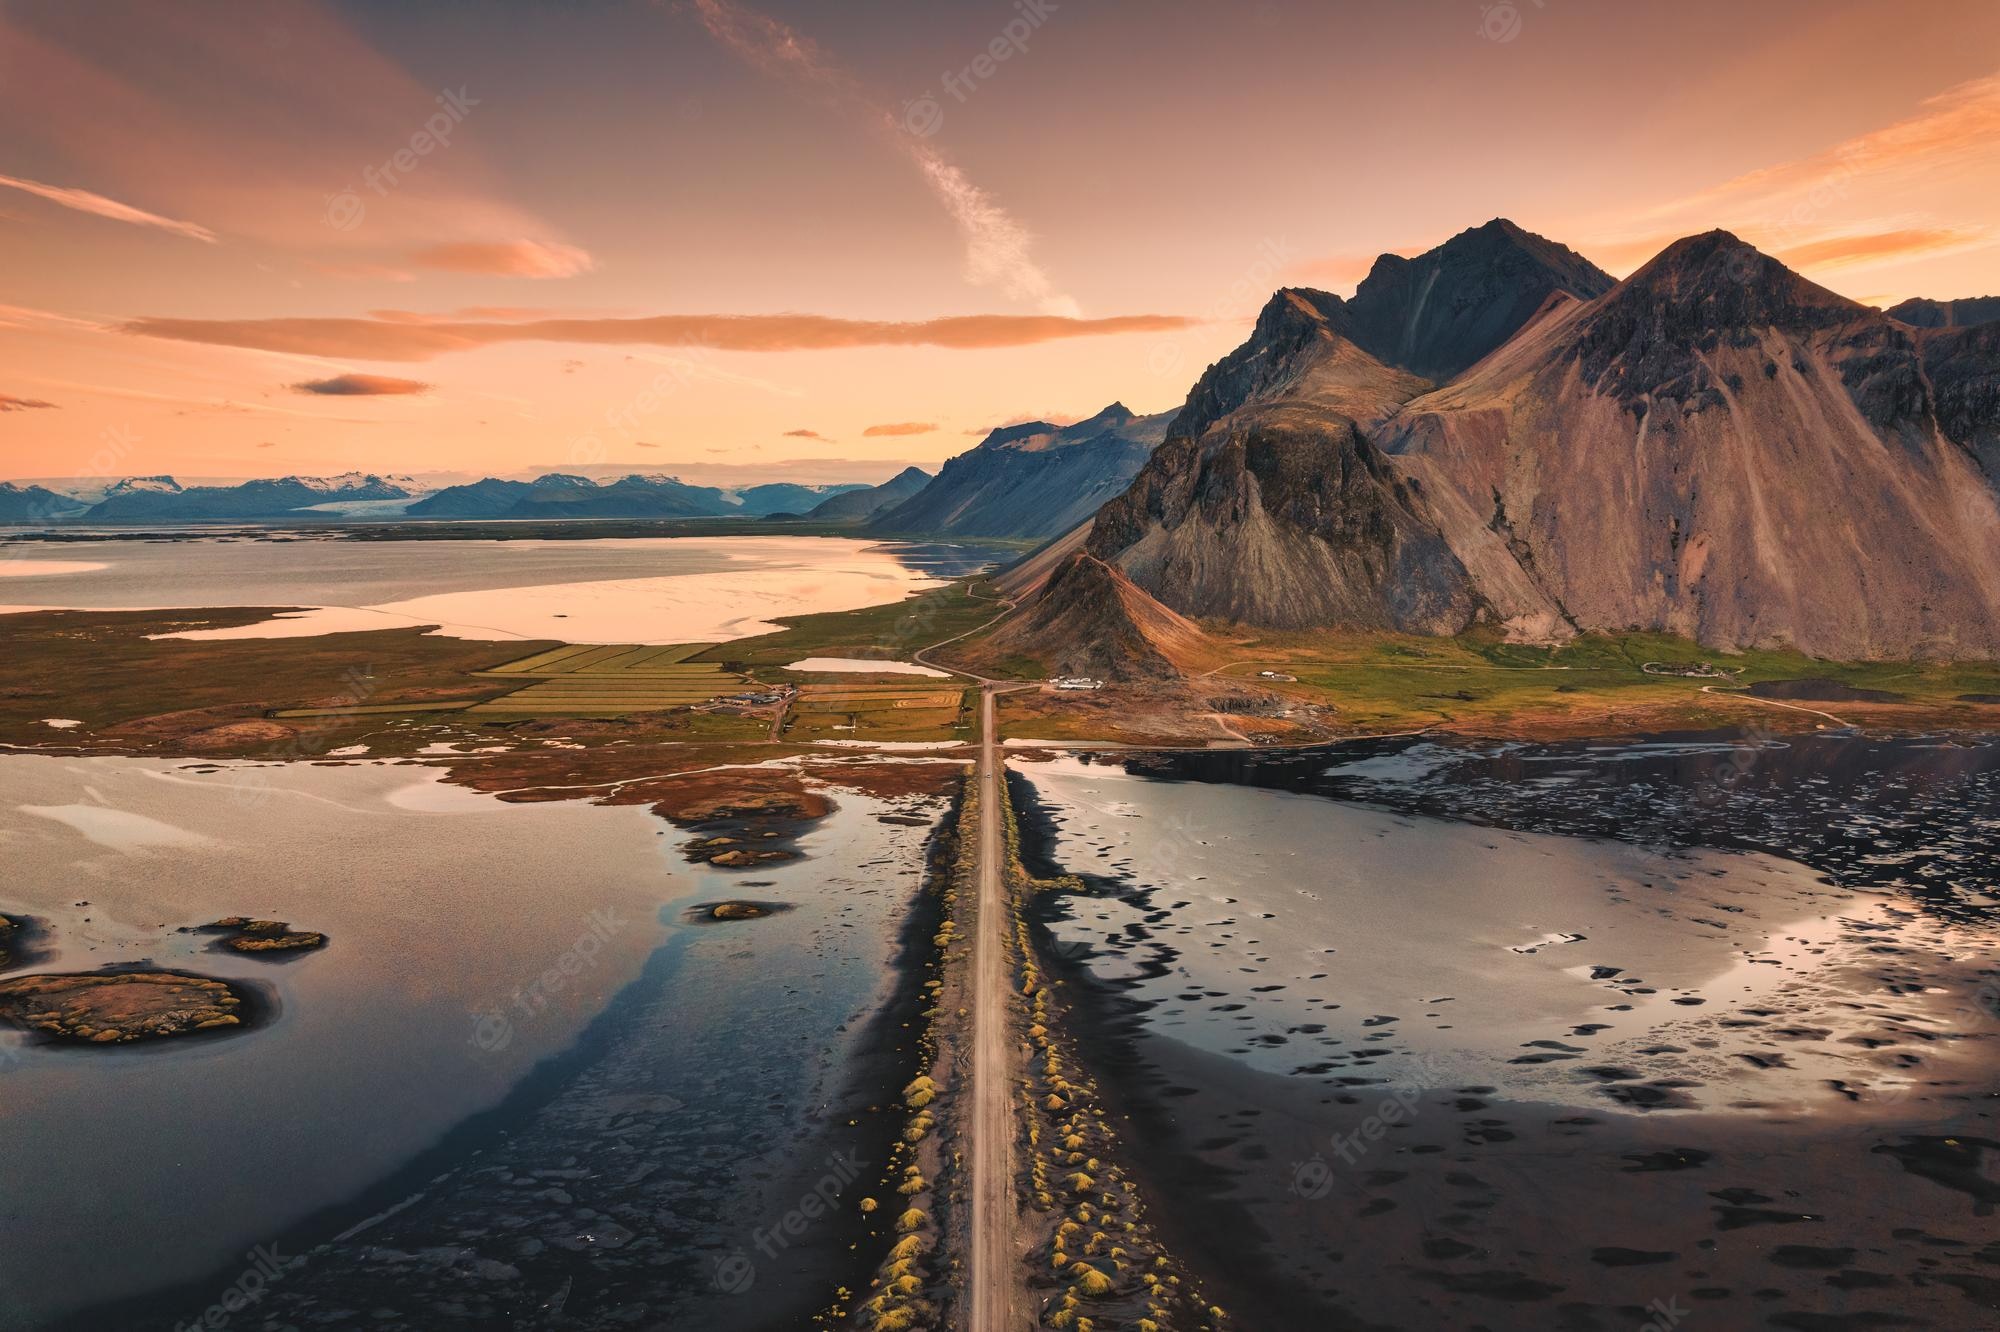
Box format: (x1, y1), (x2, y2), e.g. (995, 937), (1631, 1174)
(1586, 225), (1994, 280)
(123, 311), (1197, 361)
(1774, 226), (1992, 272)
(784, 428), (828, 439)
(290, 373), (430, 396)
(0, 170), (214, 241)
(0, 392), (59, 411)
(409, 240), (595, 279)
(861, 422), (938, 437)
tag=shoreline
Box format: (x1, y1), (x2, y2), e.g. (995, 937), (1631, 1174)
(1003, 751), (2000, 1329)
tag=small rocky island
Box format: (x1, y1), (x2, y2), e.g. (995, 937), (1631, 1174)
(685, 900), (792, 923)
(0, 970), (252, 1044)
(201, 917), (328, 955)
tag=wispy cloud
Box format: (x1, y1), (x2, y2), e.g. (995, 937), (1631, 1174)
(0, 392), (59, 411)
(291, 373), (430, 396)
(861, 421), (937, 437)
(409, 239), (595, 278)
(784, 428), (828, 440)
(0, 171), (215, 242)
(1773, 225), (1992, 273)
(1651, 72), (2000, 223)
(687, 0), (1080, 316)
(122, 310), (1195, 361)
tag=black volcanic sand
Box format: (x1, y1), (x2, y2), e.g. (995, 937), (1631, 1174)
(0, 911), (51, 974)
(1008, 734), (2000, 1331)
(69, 794), (954, 1332)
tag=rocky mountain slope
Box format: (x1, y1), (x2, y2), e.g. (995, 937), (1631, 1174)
(985, 551), (1211, 680)
(1015, 223), (2000, 666)
(867, 403), (1169, 541)
(805, 465), (932, 521)
(1335, 218), (1614, 381)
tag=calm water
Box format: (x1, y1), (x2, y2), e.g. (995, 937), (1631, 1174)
(0, 756), (945, 1330)
(0, 535), (992, 643)
(1009, 732), (2000, 1330)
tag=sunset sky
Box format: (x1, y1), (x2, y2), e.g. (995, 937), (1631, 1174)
(4, 0), (1999, 487)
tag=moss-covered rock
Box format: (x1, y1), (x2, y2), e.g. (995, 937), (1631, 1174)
(0, 971), (252, 1044)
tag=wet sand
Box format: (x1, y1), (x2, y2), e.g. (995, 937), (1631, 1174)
(1008, 741), (2000, 1330)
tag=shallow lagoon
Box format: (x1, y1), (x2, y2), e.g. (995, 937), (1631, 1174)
(0, 755), (945, 1330)
(0, 535), (990, 643)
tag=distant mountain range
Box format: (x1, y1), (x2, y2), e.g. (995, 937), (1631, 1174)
(79, 473), (418, 523)
(409, 473), (869, 521)
(1007, 219), (2000, 671)
(805, 466), (933, 520)
(0, 481), (88, 524)
(864, 403), (1171, 542)
(0, 471), (878, 525)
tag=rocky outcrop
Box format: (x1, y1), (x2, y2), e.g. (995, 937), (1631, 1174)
(1912, 319), (2000, 480)
(1087, 287), (1481, 632)
(0, 970), (253, 1043)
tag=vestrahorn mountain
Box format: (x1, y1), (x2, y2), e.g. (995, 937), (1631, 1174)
(1010, 220), (2000, 674)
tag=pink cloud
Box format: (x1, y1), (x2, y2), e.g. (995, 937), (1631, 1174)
(409, 240), (595, 279)
(0, 170), (214, 241)
(123, 310), (1198, 361)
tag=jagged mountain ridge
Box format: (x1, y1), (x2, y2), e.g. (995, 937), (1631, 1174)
(1045, 223), (2000, 663)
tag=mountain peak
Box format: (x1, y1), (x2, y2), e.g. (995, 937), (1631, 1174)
(106, 475), (183, 495)
(1339, 222), (1614, 382)
(976, 420), (1060, 451)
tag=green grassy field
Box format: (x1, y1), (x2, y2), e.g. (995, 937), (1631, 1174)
(1195, 629), (2000, 733)
(701, 578), (1005, 673)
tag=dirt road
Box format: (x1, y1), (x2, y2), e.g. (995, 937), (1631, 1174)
(969, 683), (1016, 1332)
